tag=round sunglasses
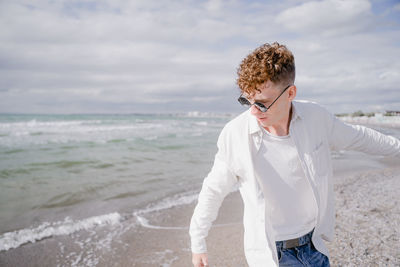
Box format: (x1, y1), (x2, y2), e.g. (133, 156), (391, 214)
(237, 84), (292, 112)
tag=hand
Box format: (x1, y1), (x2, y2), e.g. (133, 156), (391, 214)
(192, 252), (209, 267)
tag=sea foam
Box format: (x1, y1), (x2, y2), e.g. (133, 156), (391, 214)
(133, 188), (240, 230)
(0, 212), (121, 251)
(133, 191), (199, 229)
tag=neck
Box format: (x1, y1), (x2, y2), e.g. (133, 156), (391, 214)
(263, 105), (292, 136)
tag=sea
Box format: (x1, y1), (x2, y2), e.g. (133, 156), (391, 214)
(0, 113), (399, 266)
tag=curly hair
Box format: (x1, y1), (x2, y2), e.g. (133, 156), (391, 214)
(237, 42), (295, 96)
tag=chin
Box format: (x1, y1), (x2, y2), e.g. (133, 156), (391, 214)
(257, 117), (271, 126)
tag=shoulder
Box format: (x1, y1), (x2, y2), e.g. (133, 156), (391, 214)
(293, 100), (333, 120)
(293, 99), (329, 112)
(217, 110), (250, 143)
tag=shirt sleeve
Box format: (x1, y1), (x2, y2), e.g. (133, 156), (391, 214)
(326, 111), (400, 157)
(189, 127), (239, 254)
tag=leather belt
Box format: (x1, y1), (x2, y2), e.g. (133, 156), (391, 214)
(276, 229), (314, 249)
(284, 238), (300, 248)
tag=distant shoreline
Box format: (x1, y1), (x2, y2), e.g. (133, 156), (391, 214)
(339, 115), (400, 128)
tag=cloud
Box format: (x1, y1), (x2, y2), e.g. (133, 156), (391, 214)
(0, 0), (399, 114)
(276, 0), (374, 37)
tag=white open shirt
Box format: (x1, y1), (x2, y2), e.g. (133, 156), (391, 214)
(189, 100), (400, 267)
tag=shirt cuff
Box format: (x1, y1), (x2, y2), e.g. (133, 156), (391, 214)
(191, 238), (207, 254)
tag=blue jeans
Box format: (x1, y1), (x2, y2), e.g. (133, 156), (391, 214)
(275, 230), (330, 267)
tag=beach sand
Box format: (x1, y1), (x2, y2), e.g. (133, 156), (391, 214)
(1, 163), (399, 266)
(127, 164), (400, 267)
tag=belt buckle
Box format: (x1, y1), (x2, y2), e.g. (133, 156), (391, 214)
(285, 238), (300, 249)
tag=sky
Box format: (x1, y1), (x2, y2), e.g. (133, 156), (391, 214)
(0, 0), (399, 114)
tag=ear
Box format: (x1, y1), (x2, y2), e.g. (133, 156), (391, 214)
(288, 85), (297, 101)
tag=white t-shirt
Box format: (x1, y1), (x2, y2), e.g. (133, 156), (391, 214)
(254, 127), (318, 241)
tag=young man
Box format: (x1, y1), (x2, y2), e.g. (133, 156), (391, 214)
(189, 42), (400, 267)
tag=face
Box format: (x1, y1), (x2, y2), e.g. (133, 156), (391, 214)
(247, 80), (296, 128)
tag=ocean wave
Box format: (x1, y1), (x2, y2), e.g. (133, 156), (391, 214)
(340, 116), (400, 128)
(0, 114), (226, 149)
(133, 191), (241, 230)
(194, 121), (208, 126)
(133, 191), (199, 229)
(0, 213), (122, 252)
(143, 135), (158, 141)
(0, 190), (200, 252)
(180, 111), (236, 118)
(0, 167), (38, 179)
(158, 144), (186, 150)
(135, 191), (199, 216)
(104, 190), (147, 201)
(0, 119), (170, 147)
(0, 119), (103, 129)
(0, 119), (165, 137)
(29, 160), (98, 169)
(135, 215), (188, 230)
(3, 149), (26, 154)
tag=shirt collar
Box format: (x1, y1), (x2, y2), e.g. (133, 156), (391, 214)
(248, 101), (303, 135)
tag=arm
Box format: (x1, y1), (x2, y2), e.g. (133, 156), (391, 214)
(326, 112), (400, 157)
(189, 127), (239, 264)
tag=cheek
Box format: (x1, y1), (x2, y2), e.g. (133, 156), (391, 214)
(268, 102), (284, 115)
(250, 105), (260, 115)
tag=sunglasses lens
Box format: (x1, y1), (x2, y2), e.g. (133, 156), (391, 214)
(238, 97), (251, 107)
(255, 103), (267, 112)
